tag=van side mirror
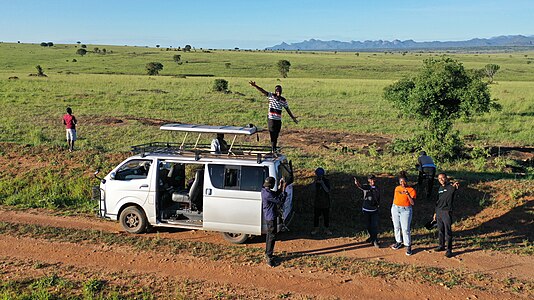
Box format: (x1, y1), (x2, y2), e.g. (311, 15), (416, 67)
(110, 172), (116, 180)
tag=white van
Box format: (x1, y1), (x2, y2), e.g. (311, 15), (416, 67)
(94, 124), (294, 244)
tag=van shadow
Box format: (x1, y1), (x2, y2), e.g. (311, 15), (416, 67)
(264, 170), (532, 259)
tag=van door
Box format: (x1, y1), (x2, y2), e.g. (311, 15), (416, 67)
(104, 159), (155, 221)
(203, 164), (268, 235)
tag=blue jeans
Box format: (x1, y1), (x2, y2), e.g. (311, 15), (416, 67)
(391, 204), (412, 246)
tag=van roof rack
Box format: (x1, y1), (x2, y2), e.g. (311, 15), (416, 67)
(131, 123), (279, 163)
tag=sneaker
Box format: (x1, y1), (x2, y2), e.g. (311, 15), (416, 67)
(406, 246), (413, 256)
(325, 229), (333, 235)
(391, 242), (403, 250)
(445, 250), (453, 258)
(373, 240), (380, 248)
(435, 246), (445, 252)
(266, 256), (275, 267)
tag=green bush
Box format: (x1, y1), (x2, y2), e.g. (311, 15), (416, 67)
(213, 79), (229, 92)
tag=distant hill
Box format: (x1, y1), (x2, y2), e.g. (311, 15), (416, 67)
(266, 35), (534, 51)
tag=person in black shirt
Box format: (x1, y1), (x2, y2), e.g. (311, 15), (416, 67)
(354, 174), (381, 248)
(311, 167), (332, 235)
(433, 173), (459, 258)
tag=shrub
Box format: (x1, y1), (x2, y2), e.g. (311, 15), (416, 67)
(76, 48), (87, 56)
(146, 62), (163, 75)
(213, 79), (229, 92)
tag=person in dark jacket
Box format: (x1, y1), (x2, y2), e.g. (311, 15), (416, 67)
(433, 173), (459, 258)
(261, 176), (286, 267)
(354, 174), (381, 248)
(311, 167), (332, 235)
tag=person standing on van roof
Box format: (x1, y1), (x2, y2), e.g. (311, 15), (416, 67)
(354, 174), (381, 248)
(311, 167), (332, 235)
(417, 151), (436, 201)
(261, 176), (286, 267)
(433, 173), (459, 258)
(249, 81), (299, 153)
(62, 107), (78, 152)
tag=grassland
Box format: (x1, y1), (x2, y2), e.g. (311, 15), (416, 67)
(0, 42), (532, 209)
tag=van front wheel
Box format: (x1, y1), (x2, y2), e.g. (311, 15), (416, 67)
(222, 232), (249, 244)
(120, 206), (147, 234)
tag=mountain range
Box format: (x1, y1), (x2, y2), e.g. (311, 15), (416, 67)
(266, 35), (534, 51)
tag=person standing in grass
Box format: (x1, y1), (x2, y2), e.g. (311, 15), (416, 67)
(311, 167), (332, 235)
(62, 107), (77, 152)
(261, 176), (286, 267)
(354, 174), (381, 248)
(390, 171), (416, 256)
(249, 81), (299, 153)
(433, 173), (459, 258)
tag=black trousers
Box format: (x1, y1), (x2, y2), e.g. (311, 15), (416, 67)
(363, 210), (379, 242)
(268, 119), (282, 152)
(313, 207), (330, 227)
(436, 209), (453, 250)
(418, 167), (436, 200)
(265, 219), (277, 258)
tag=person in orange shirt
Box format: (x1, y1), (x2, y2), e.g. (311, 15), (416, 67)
(390, 172), (416, 256)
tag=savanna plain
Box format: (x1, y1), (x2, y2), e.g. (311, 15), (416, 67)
(0, 43), (533, 299)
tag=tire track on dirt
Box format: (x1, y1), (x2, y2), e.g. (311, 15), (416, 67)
(1, 208), (532, 282)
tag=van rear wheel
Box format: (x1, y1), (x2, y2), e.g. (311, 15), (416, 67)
(222, 232), (249, 244)
(120, 206), (148, 234)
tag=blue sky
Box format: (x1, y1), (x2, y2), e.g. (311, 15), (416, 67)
(1, 0), (532, 49)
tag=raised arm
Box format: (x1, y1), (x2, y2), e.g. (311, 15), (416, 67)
(249, 81), (269, 96)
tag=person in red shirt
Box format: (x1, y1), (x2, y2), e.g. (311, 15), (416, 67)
(390, 172), (416, 256)
(62, 107), (77, 152)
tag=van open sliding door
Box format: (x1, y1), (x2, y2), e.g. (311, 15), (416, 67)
(203, 164), (268, 235)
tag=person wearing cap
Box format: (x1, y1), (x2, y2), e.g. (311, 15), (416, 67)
(62, 107), (78, 152)
(417, 151), (436, 201)
(433, 173), (459, 258)
(261, 176), (286, 267)
(354, 174), (381, 248)
(311, 167), (332, 235)
(249, 81), (299, 153)
(391, 171), (416, 256)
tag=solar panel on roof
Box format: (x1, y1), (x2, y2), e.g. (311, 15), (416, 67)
(160, 123), (258, 135)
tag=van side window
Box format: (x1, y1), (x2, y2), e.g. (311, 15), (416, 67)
(241, 166), (268, 191)
(208, 164), (267, 191)
(224, 168), (240, 188)
(115, 160), (152, 180)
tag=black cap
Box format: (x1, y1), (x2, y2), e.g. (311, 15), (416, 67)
(367, 174), (376, 180)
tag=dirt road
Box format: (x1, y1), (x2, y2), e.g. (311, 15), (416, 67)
(1, 209), (531, 299)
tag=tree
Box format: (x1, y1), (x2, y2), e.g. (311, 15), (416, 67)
(47, 42), (54, 47)
(156, 44), (160, 48)
(76, 48), (87, 56)
(383, 57), (501, 160)
(146, 62), (163, 75)
(35, 65), (46, 76)
(76, 41), (81, 45)
(93, 47), (99, 53)
(183, 45), (192, 52)
(277, 60), (291, 78)
(40, 42), (48, 47)
(81, 44), (87, 48)
(173, 54), (181, 63)
(484, 64), (500, 84)
(102, 48), (106, 54)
